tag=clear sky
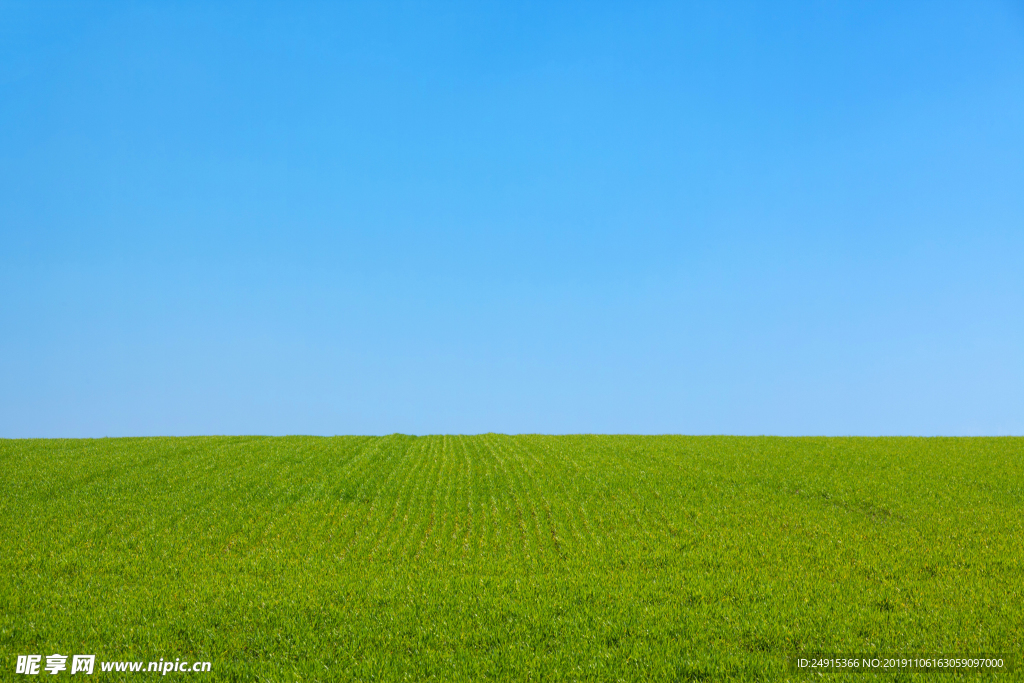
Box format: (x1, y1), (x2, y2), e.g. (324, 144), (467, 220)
(2, 1), (1022, 437)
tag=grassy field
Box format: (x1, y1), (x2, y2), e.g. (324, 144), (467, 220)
(1, 435), (1021, 681)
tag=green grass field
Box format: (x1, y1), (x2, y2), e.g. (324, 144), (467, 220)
(1, 435), (1021, 681)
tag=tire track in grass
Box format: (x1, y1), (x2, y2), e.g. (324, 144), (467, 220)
(423, 434), (450, 561)
(394, 435), (444, 562)
(536, 435), (593, 555)
(570, 436), (674, 558)
(576, 438), (613, 551)
(305, 438), (377, 555)
(267, 438), (373, 559)
(479, 434), (503, 562)
(369, 436), (432, 564)
(323, 436), (386, 500)
(299, 436), (381, 556)
(480, 435), (498, 560)
(638, 438), (695, 546)
(480, 435), (511, 564)
(498, 434), (547, 567)
(413, 435), (449, 563)
(446, 434), (464, 559)
(380, 435), (431, 560)
(579, 438), (633, 557)
(455, 435), (475, 566)
(602, 437), (661, 555)
(461, 436), (487, 564)
(428, 435), (457, 563)
(338, 435), (409, 563)
(331, 438), (396, 562)
(205, 438), (282, 562)
(489, 436), (520, 565)
(360, 435), (422, 562)
(441, 436), (462, 564)
(523, 435), (590, 558)
(433, 434), (457, 561)
(481, 435), (532, 568)
(459, 436), (476, 565)
(618, 437), (684, 545)
(577, 436), (621, 551)
(506, 436), (552, 565)
(331, 436), (393, 562)
(441, 435), (461, 559)
(504, 436), (564, 563)
(581, 438), (626, 557)
(466, 435), (487, 564)
(516, 438), (565, 561)
(314, 436), (377, 495)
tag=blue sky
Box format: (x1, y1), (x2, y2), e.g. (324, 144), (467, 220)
(2, 1), (1022, 437)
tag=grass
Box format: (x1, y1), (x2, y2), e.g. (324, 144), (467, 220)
(0, 435), (1021, 681)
